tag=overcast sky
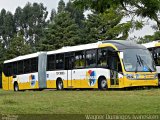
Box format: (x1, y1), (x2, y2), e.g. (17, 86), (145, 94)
(0, 0), (156, 39)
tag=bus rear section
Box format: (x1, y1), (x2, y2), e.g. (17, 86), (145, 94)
(2, 52), (47, 91)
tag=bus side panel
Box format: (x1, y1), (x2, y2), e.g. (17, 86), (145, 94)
(72, 68), (109, 88)
(46, 68), (110, 89)
(16, 73), (39, 90)
(46, 71), (56, 88)
(2, 73), (13, 90)
(95, 68), (110, 88)
(46, 70), (68, 88)
(2, 73), (8, 90)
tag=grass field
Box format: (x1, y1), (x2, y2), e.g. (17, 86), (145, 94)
(0, 88), (160, 114)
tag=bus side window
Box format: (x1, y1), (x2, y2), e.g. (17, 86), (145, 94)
(74, 51), (85, 68)
(24, 59), (30, 73)
(3, 63), (12, 77)
(13, 62), (17, 75)
(17, 60), (24, 75)
(108, 50), (122, 72)
(47, 55), (55, 70)
(56, 54), (64, 69)
(98, 48), (108, 67)
(85, 49), (96, 68)
(153, 47), (160, 65)
(31, 58), (38, 72)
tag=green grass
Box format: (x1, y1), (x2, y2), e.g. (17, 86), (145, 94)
(0, 88), (160, 114)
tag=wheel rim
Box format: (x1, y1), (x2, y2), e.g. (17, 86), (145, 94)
(15, 85), (18, 91)
(58, 81), (63, 90)
(101, 80), (106, 88)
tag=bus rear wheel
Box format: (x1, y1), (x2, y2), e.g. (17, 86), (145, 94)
(98, 77), (107, 90)
(56, 79), (63, 90)
(14, 82), (19, 92)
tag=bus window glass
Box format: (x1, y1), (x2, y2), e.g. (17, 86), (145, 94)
(56, 54), (64, 69)
(24, 59), (30, 73)
(31, 58), (38, 72)
(123, 49), (156, 72)
(108, 50), (122, 72)
(153, 47), (160, 66)
(13, 62), (17, 75)
(18, 60), (24, 74)
(47, 55), (55, 70)
(74, 51), (85, 68)
(98, 48), (108, 67)
(86, 49), (97, 67)
(3, 63), (12, 76)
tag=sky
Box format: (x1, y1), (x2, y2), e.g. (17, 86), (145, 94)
(0, 0), (156, 39)
(0, 0), (69, 17)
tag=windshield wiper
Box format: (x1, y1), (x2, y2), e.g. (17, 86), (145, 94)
(135, 55), (142, 73)
(138, 55), (153, 73)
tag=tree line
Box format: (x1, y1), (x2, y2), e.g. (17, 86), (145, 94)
(0, 0), (160, 70)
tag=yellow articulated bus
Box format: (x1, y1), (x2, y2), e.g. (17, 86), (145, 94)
(2, 40), (158, 91)
(142, 40), (160, 84)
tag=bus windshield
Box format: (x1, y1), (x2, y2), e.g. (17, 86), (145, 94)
(123, 49), (156, 72)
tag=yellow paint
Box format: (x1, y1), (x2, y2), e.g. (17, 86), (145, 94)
(46, 80), (56, 88)
(2, 73), (13, 90)
(18, 81), (39, 90)
(155, 42), (160, 47)
(98, 43), (118, 50)
(2, 71), (158, 91)
(123, 77), (158, 87)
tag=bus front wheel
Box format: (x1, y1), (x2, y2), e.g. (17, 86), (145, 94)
(98, 77), (107, 90)
(56, 79), (63, 90)
(14, 82), (19, 92)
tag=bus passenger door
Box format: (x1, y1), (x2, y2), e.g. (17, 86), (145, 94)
(108, 51), (121, 87)
(65, 54), (74, 88)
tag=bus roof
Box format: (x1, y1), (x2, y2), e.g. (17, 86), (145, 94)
(102, 40), (146, 50)
(142, 40), (160, 48)
(47, 42), (100, 55)
(4, 52), (46, 64)
(47, 40), (146, 55)
(4, 40), (146, 64)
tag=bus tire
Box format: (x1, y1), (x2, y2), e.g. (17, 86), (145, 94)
(14, 82), (19, 92)
(98, 77), (107, 90)
(56, 79), (63, 90)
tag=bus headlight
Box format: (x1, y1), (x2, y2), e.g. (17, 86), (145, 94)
(126, 74), (134, 79)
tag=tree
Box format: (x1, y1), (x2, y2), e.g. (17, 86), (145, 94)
(0, 39), (6, 66)
(6, 35), (32, 59)
(14, 2), (48, 52)
(0, 10), (15, 48)
(40, 11), (81, 50)
(73, 0), (160, 30)
(58, 0), (65, 13)
(82, 8), (143, 42)
(65, 1), (84, 27)
(50, 9), (57, 22)
(138, 31), (160, 44)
